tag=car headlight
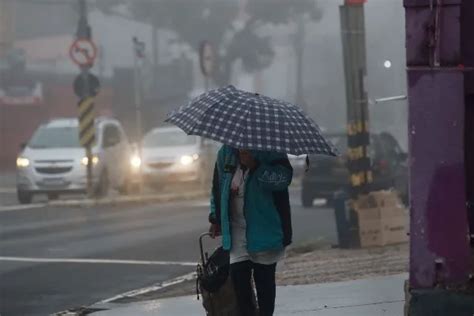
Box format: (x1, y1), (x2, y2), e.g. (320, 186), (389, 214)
(16, 157), (30, 168)
(130, 155), (142, 169)
(180, 155), (194, 166)
(81, 156), (99, 166)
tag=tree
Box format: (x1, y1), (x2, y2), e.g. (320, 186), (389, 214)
(97, 0), (322, 85)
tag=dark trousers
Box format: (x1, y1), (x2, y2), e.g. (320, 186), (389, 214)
(230, 260), (277, 316)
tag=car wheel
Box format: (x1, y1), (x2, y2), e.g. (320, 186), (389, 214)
(17, 190), (33, 204)
(302, 189), (314, 208)
(94, 169), (109, 198)
(47, 193), (59, 200)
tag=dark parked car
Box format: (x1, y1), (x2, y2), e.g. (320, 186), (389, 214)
(301, 132), (408, 207)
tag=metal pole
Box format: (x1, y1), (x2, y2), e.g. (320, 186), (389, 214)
(0, 0), (14, 58)
(152, 18), (158, 88)
(340, 0), (371, 199)
(204, 76), (209, 93)
(78, 0), (93, 197)
(295, 17), (306, 112)
(133, 38), (144, 193)
(374, 95), (407, 104)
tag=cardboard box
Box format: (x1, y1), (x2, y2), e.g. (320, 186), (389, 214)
(382, 216), (408, 244)
(358, 215), (408, 247)
(359, 219), (385, 247)
(353, 190), (409, 248)
(370, 190), (401, 208)
(355, 205), (407, 221)
(353, 190), (402, 211)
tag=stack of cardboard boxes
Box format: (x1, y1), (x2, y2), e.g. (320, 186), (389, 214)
(352, 190), (409, 247)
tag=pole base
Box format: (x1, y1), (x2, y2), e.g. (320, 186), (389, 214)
(406, 286), (474, 316)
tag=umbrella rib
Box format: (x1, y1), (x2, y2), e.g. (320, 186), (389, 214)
(236, 99), (254, 150)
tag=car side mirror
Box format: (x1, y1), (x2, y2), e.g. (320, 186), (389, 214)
(20, 142), (27, 150)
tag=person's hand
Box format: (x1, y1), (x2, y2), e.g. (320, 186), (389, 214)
(209, 223), (221, 239)
(239, 150), (257, 170)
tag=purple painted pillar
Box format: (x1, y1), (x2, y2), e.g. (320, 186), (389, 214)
(405, 0), (471, 291)
(463, 0), (474, 245)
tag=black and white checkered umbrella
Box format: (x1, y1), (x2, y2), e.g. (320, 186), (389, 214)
(166, 85), (337, 156)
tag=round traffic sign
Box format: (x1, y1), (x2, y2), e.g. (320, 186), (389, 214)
(199, 40), (215, 77)
(69, 38), (98, 67)
(73, 73), (100, 98)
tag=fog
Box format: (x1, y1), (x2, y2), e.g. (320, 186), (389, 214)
(0, 0), (407, 169)
(0, 2), (411, 313)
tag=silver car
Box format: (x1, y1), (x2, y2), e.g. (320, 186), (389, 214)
(141, 127), (219, 189)
(16, 118), (134, 204)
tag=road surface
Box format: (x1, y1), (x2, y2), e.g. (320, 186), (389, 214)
(0, 189), (337, 316)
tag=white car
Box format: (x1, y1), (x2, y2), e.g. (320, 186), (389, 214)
(141, 127), (219, 189)
(16, 118), (134, 204)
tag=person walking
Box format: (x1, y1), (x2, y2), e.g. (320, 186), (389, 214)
(209, 145), (293, 316)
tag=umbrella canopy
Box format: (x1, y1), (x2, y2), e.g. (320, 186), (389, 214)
(166, 85), (337, 156)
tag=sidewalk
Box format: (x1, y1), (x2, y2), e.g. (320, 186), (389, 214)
(92, 274), (407, 315)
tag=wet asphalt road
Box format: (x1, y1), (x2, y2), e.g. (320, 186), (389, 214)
(0, 189), (336, 316)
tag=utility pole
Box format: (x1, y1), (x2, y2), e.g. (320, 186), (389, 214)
(340, 0), (372, 199)
(133, 36), (145, 192)
(333, 0), (371, 249)
(79, 0), (93, 197)
(0, 0), (14, 58)
(72, 0), (98, 197)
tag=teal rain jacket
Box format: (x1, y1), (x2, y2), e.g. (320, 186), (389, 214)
(209, 145), (293, 253)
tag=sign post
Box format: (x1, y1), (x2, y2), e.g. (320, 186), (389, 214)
(198, 40), (215, 189)
(199, 40), (215, 92)
(72, 0), (98, 197)
(133, 36), (145, 193)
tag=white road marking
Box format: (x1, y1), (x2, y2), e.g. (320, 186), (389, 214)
(0, 256), (196, 266)
(189, 199), (210, 207)
(97, 271), (197, 304)
(0, 191), (207, 213)
(0, 203), (46, 213)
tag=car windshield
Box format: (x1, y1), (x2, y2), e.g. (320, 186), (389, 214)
(28, 126), (81, 149)
(143, 130), (197, 147)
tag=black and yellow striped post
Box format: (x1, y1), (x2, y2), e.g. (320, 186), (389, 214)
(77, 89), (96, 197)
(340, 0), (373, 198)
(347, 120), (373, 198)
(74, 0), (97, 197)
(78, 96), (96, 148)
(337, 0), (372, 248)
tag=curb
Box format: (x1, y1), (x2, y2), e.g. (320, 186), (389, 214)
(1, 191), (208, 212)
(96, 271), (197, 305)
(53, 272), (198, 315)
(48, 190), (208, 208)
